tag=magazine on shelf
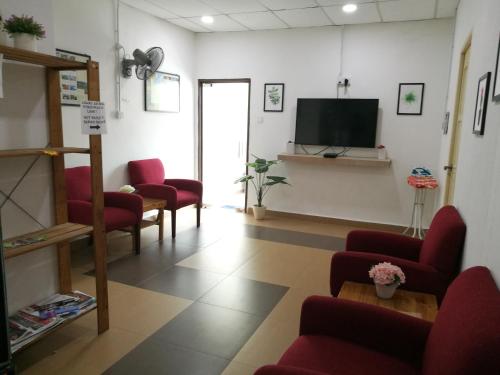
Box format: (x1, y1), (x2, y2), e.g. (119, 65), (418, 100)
(8, 291), (96, 352)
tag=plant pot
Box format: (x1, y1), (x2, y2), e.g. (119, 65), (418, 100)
(0, 31), (8, 46)
(13, 33), (37, 51)
(253, 205), (266, 220)
(378, 148), (387, 160)
(375, 283), (398, 299)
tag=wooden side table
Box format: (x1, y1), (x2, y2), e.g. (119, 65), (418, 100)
(338, 281), (438, 322)
(141, 198), (166, 241)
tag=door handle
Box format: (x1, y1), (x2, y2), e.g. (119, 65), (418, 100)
(444, 165), (454, 171)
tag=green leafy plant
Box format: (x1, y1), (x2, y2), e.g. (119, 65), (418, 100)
(235, 156), (289, 207)
(4, 15), (46, 39)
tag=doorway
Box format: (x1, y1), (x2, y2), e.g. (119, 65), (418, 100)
(444, 37), (471, 205)
(198, 79), (250, 211)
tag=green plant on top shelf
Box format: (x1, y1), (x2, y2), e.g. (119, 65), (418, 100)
(4, 15), (46, 39)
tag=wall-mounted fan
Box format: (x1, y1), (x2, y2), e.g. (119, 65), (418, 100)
(121, 47), (164, 80)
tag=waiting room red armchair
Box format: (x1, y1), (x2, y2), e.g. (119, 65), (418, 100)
(330, 205), (466, 302)
(256, 266), (500, 375)
(128, 158), (202, 238)
(65, 166), (143, 254)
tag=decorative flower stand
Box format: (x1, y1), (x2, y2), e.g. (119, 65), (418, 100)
(403, 176), (438, 239)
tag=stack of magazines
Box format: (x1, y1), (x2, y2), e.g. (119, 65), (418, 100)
(9, 291), (96, 352)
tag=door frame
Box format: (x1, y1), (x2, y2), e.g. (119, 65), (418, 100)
(443, 34), (472, 205)
(198, 78), (251, 212)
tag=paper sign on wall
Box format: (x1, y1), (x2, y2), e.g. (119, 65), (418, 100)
(81, 101), (107, 134)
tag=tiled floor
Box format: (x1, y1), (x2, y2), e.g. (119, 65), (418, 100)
(14, 207), (395, 374)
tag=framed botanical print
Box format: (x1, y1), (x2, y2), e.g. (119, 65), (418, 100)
(473, 72), (491, 135)
(397, 83), (425, 115)
(264, 83), (284, 112)
(56, 49), (90, 106)
(493, 33), (500, 101)
(145, 71), (180, 113)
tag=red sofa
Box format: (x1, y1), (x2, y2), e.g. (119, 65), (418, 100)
(65, 166), (143, 253)
(128, 158), (203, 238)
(255, 266), (500, 375)
(330, 206), (466, 302)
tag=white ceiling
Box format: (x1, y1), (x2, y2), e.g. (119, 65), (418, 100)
(121, 0), (459, 32)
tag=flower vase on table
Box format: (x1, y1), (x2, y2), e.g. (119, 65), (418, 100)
(369, 262), (406, 299)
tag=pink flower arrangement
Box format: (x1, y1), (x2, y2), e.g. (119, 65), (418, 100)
(369, 262), (406, 286)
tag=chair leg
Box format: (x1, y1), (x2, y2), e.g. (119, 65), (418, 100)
(196, 203), (201, 228)
(133, 224), (141, 254)
(171, 210), (176, 238)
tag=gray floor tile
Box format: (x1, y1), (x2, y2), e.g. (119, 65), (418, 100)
(137, 266), (225, 300)
(104, 339), (229, 375)
(153, 302), (264, 359)
(199, 276), (288, 316)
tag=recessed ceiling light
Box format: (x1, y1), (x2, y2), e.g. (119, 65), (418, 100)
(201, 15), (214, 24)
(342, 3), (358, 13)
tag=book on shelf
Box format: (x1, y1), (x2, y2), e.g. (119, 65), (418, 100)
(8, 291), (96, 352)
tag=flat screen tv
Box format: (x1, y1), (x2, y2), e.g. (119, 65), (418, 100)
(294, 98), (379, 147)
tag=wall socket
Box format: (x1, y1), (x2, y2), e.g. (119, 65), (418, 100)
(337, 74), (352, 87)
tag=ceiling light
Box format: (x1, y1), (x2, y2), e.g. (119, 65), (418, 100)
(342, 3), (358, 13)
(201, 15), (214, 24)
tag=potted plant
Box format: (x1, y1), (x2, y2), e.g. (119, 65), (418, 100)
(235, 156), (289, 220)
(369, 262), (406, 299)
(0, 16), (7, 45)
(4, 15), (46, 51)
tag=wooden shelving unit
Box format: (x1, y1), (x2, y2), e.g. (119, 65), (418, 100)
(0, 45), (109, 362)
(277, 153), (392, 167)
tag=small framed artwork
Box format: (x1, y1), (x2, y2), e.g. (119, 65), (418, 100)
(473, 72), (491, 135)
(145, 71), (180, 113)
(397, 83), (425, 115)
(264, 83), (284, 112)
(56, 49), (90, 106)
(493, 33), (500, 101)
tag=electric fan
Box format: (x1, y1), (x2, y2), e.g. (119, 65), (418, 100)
(121, 47), (164, 80)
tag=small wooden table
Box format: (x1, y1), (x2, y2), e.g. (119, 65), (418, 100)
(141, 198), (166, 240)
(338, 281), (438, 322)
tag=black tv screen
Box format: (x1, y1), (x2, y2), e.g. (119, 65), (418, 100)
(294, 98), (379, 147)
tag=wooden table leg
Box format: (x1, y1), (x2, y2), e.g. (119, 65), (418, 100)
(158, 208), (164, 241)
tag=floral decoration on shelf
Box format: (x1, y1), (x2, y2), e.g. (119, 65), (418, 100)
(369, 262), (406, 299)
(3, 15), (46, 39)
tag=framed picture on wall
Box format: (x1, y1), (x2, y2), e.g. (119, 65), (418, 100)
(145, 71), (180, 113)
(493, 33), (500, 101)
(55, 49), (90, 106)
(397, 83), (425, 115)
(264, 83), (284, 112)
(473, 72), (491, 135)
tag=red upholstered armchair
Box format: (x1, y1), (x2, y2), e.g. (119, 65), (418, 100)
(330, 205), (466, 302)
(127, 158), (202, 238)
(256, 266), (500, 375)
(65, 166), (143, 254)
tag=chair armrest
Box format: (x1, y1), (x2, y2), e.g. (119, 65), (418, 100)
(67, 200), (93, 226)
(134, 183), (177, 206)
(164, 179), (203, 198)
(300, 296), (431, 366)
(346, 230), (423, 261)
(330, 251), (447, 300)
(255, 365), (327, 375)
(104, 192), (143, 223)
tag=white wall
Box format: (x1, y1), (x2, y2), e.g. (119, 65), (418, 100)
(196, 20), (454, 226)
(0, 0), (59, 312)
(438, 0), (500, 280)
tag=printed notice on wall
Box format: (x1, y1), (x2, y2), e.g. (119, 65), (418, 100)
(81, 101), (107, 135)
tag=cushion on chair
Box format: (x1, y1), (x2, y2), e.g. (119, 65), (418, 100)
(278, 335), (419, 375)
(421, 266), (500, 375)
(65, 166), (92, 202)
(128, 158), (165, 186)
(174, 190), (200, 209)
(418, 206), (466, 276)
(103, 207), (139, 232)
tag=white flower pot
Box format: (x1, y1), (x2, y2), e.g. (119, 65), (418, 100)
(13, 33), (37, 52)
(375, 283), (398, 299)
(378, 148), (387, 160)
(0, 31), (8, 46)
(253, 205), (266, 220)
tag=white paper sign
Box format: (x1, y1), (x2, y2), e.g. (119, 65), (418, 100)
(81, 101), (107, 134)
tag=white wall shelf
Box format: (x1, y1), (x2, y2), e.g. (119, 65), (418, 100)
(277, 153), (392, 167)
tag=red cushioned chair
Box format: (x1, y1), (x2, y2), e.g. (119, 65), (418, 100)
(256, 266), (500, 375)
(65, 166), (143, 254)
(127, 158), (202, 238)
(330, 205), (466, 302)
